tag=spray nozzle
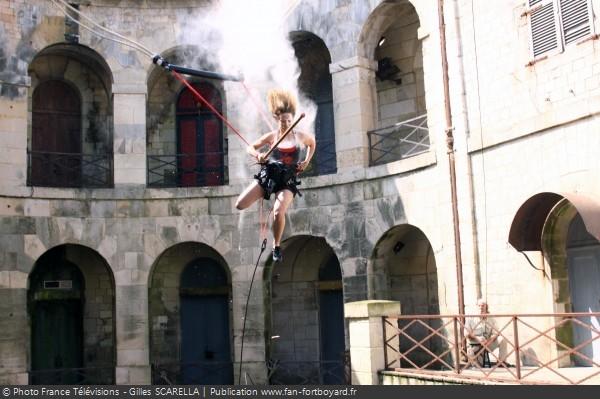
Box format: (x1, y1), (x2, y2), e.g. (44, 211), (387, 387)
(152, 54), (171, 71)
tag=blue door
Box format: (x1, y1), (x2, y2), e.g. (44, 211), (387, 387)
(180, 257), (232, 384)
(319, 289), (345, 384)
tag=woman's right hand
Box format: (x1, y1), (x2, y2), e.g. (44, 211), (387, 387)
(256, 152), (268, 164)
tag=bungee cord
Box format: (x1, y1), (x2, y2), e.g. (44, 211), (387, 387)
(51, 0), (155, 57)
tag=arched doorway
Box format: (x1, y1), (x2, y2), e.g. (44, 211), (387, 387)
(30, 254), (84, 384)
(180, 258), (233, 384)
(176, 82), (224, 187)
(149, 243), (233, 384)
(28, 245), (115, 384)
(371, 224), (441, 367)
(266, 236), (346, 384)
(290, 31), (336, 176)
(31, 80), (82, 187)
(511, 192), (600, 366)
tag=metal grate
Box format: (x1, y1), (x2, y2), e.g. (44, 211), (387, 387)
(151, 361), (233, 385)
(27, 151), (113, 188)
(147, 153), (226, 188)
(267, 359), (350, 385)
(29, 366), (114, 385)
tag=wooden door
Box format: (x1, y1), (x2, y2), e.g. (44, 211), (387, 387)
(31, 80), (82, 187)
(176, 83), (224, 187)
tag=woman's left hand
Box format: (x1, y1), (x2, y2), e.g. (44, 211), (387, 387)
(297, 160), (309, 173)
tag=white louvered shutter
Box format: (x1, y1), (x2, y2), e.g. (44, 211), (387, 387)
(559, 0), (593, 45)
(529, 0), (561, 57)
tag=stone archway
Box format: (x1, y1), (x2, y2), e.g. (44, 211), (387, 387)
(264, 235), (346, 384)
(28, 244), (116, 384)
(371, 224), (441, 367)
(28, 44), (113, 188)
(290, 31), (336, 176)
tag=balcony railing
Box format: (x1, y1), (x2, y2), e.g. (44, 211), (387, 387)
(29, 366), (115, 385)
(147, 153), (226, 188)
(151, 361), (233, 385)
(28, 151), (113, 188)
(368, 114), (429, 166)
(383, 312), (600, 384)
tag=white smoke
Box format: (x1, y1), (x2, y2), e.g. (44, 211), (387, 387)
(174, 0), (316, 148)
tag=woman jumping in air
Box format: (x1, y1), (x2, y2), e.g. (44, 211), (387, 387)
(235, 89), (316, 262)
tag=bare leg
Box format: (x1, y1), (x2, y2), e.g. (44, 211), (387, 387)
(272, 189), (294, 247)
(235, 181), (265, 210)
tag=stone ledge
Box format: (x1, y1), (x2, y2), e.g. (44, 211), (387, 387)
(345, 300), (401, 318)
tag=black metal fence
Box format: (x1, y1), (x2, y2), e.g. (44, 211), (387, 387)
(28, 151), (113, 188)
(267, 359), (350, 385)
(151, 361), (233, 385)
(28, 366), (114, 385)
(147, 153), (226, 188)
(368, 114), (429, 166)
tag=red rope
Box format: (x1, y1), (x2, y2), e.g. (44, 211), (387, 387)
(171, 70), (250, 146)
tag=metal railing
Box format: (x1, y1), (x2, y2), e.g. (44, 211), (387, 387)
(367, 114), (429, 166)
(302, 138), (337, 177)
(267, 359), (350, 385)
(28, 151), (113, 188)
(151, 361), (233, 385)
(28, 366), (115, 385)
(383, 312), (600, 384)
(147, 153), (226, 188)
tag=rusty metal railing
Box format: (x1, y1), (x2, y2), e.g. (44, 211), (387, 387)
(383, 312), (600, 384)
(367, 114), (429, 166)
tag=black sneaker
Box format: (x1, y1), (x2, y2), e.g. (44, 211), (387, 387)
(272, 246), (283, 262)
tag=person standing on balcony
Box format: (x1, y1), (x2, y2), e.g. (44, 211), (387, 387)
(235, 89), (316, 262)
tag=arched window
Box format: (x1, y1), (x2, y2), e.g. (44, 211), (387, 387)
(176, 83), (225, 187)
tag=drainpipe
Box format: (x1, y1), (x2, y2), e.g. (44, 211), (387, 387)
(438, 0), (465, 316)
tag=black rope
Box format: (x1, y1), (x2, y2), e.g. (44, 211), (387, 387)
(238, 238), (267, 384)
(520, 251), (549, 279)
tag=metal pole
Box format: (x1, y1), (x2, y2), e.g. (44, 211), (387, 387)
(453, 317), (461, 373)
(438, 0), (465, 317)
(513, 316), (521, 381)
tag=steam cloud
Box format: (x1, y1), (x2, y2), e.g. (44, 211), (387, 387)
(175, 0), (316, 148)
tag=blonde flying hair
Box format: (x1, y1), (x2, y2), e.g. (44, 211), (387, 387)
(267, 89), (297, 117)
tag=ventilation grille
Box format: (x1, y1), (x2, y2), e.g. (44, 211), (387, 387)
(43, 280), (73, 289)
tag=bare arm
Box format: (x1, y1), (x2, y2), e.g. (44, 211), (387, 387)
(296, 131), (316, 172)
(247, 132), (275, 163)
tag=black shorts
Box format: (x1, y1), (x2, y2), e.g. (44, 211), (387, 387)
(254, 161), (301, 200)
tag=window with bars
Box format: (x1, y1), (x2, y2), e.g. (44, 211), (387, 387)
(528, 0), (594, 59)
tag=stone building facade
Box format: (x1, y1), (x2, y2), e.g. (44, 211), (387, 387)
(1, 0), (600, 385)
